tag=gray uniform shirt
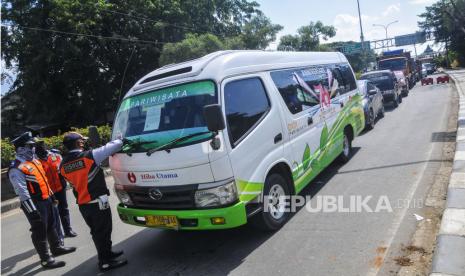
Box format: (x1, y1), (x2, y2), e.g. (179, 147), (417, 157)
(8, 156), (31, 202)
(68, 139), (123, 166)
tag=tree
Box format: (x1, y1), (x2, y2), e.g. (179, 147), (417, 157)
(418, 0), (465, 66)
(159, 33), (225, 66)
(1, 0), (270, 131)
(278, 21), (336, 51)
(240, 13), (283, 49)
(159, 14), (282, 65)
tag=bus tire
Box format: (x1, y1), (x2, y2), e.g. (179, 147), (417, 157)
(251, 174), (290, 231)
(338, 130), (352, 164)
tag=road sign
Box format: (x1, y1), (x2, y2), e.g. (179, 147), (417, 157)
(395, 32), (426, 47)
(338, 41), (371, 54)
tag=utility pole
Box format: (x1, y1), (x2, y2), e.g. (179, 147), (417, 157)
(356, 0), (366, 71)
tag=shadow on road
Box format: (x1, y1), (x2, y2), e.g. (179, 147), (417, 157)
(1, 248), (44, 276)
(63, 148), (361, 276)
(337, 159), (445, 175)
(63, 225), (278, 276)
(431, 131), (457, 142)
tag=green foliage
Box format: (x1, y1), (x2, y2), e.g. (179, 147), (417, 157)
(239, 14), (283, 50)
(278, 21), (336, 51)
(0, 125), (112, 167)
(160, 33), (225, 66)
(418, 0), (465, 66)
(159, 13), (282, 66)
(1, 138), (16, 168)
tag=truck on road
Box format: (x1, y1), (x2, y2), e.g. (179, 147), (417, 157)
(377, 49), (416, 89)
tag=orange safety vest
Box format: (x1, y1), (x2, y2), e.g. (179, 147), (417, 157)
(39, 153), (64, 193)
(60, 150), (109, 205)
(17, 159), (53, 200)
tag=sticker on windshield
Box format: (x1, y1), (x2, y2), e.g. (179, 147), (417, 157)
(143, 104), (163, 131)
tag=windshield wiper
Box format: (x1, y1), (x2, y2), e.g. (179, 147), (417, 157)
(146, 131), (214, 156)
(122, 139), (158, 155)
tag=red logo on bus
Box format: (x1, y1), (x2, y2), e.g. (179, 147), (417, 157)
(128, 172), (136, 183)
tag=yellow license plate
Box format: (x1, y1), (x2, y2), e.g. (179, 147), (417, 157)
(145, 215), (179, 229)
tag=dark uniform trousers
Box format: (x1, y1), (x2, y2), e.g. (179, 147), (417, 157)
(21, 198), (61, 260)
(79, 203), (112, 262)
(54, 189), (72, 233)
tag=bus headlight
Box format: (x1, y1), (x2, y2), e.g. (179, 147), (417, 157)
(114, 185), (133, 205)
(195, 181), (238, 207)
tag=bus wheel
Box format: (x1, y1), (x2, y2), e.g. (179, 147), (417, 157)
(252, 174), (290, 231)
(338, 131), (352, 163)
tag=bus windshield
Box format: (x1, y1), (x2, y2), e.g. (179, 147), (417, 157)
(379, 58), (407, 71)
(112, 80), (217, 153)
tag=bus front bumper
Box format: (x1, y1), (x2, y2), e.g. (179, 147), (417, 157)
(116, 202), (247, 230)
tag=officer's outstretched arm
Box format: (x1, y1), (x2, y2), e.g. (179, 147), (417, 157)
(8, 168), (37, 213)
(92, 139), (123, 166)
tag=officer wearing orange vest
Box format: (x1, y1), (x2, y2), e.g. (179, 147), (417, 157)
(60, 132), (127, 271)
(8, 132), (76, 269)
(35, 140), (78, 239)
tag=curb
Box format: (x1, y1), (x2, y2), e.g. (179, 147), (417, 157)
(1, 168), (113, 214)
(1, 197), (21, 213)
(430, 70), (465, 276)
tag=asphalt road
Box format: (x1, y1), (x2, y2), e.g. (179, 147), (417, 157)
(1, 79), (454, 276)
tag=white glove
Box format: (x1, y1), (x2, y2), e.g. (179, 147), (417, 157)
(97, 195), (110, 210)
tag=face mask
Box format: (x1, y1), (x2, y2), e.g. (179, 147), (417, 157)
(17, 147), (34, 161)
(34, 146), (48, 159)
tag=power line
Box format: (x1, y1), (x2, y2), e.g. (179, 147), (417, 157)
(99, 8), (199, 33)
(93, 3), (228, 36)
(1, 23), (165, 45)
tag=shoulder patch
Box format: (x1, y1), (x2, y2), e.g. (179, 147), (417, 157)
(19, 164), (33, 173)
(63, 159), (86, 174)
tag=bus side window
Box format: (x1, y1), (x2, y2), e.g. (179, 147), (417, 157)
(330, 66), (346, 97)
(224, 77), (271, 146)
(270, 69), (320, 114)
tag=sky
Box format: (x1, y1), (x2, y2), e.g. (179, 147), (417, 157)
(255, 0), (440, 54)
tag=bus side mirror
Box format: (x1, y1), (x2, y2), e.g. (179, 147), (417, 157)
(88, 126), (101, 148)
(203, 104), (225, 132)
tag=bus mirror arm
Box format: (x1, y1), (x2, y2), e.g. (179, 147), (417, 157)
(210, 134), (221, 150)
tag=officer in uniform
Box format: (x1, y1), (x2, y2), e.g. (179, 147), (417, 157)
(35, 140), (78, 238)
(60, 132), (127, 271)
(8, 132), (76, 269)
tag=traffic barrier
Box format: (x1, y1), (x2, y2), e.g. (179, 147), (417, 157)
(436, 76), (450, 84)
(421, 77), (434, 85)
